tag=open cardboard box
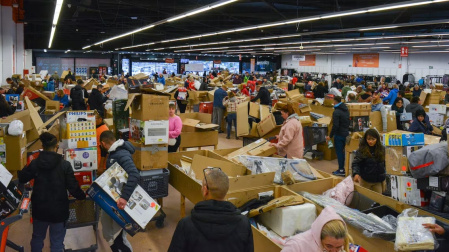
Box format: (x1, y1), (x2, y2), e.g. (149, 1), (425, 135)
(178, 130), (218, 151)
(168, 150), (275, 206)
(178, 113), (218, 132)
(286, 178), (449, 251)
(221, 139), (277, 163)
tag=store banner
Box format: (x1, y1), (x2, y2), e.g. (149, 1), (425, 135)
(353, 53), (379, 68)
(299, 55), (316, 66)
(213, 60), (222, 64)
(292, 55), (305, 61)
(165, 58), (174, 63)
(401, 47), (409, 57)
(250, 58), (255, 73)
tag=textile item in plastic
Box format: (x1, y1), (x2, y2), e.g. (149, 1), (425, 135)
(408, 142), (449, 179)
(323, 176), (354, 206)
(7, 120), (23, 136)
(259, 203), (316, 237)
(238, 156), (316, 184)
(108, 85), (128, 101)
(194, 80), (202, 90)
(256, 223), (288, 246)
(395, 214), (436, 251)
(301, 192), (397, 240)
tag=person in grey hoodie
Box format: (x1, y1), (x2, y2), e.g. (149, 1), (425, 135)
(99, 131), (140, 252)
(405, 96), (424, 119)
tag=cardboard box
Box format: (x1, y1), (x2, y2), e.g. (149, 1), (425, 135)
(73, 171), (94, 195)
(143, 120), (169, 145)
(179, 131), (219, 151)
(237, 102), (250, 137)
(349, 116), (369, 132)
(257, 114), (277, 137)
(64, 148), (98, 172)
(130, 142), (168, 170)
(112, 100), (129, 138)
(226, 139), (268, 161)
(247, 142), (277, 157)
(87, 162), (160, 236)
(178, 113), (217, 132)
(383, 132), (425, 146)
(22, 86), (50, 108)
(64, 121), (97, 149)
(429, 104), (446, 114)
(428, 112), (444, 127)
(317, 142), (337, 161)
(45, 100), (60, 113)
(389, 130), (440, 146)
(0, 110), (32, 132)
(129, 118), (143, 143)
(298, 116), (313, 127)
(385, 146), (409, 176)
(346, 103), (371, 116)
(125, 94), (169, 121)
(3, 132), (27, 171)
(346, 132), (364, 153)
(369, 111), (383, 132)
(66, 111), (96, 123)
(399, 176), (427, 207)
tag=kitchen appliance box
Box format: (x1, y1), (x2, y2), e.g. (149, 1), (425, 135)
(64, 148), (98, 172)
(112, 99), (129, 139)
(88, 163), (160, 236)
(168, 149), (275, 206)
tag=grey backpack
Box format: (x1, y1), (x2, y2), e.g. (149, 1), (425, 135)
(408, 142), (449, 179)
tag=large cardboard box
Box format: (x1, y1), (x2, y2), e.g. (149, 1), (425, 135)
(45, 100), (60, 113)
(0, 110), (32, 132)
(22, 86), (50, 109)
(317, 143), (337, 161)
(131, 142), (168, 170)
(383, 132), (425, 146)
(257, 114), (277, 137)
(3, 132), (27, 171)
(125, 94), (169, 121)
(88, 162), (160, 236)
(346, 132), (363, 153)
(179, 131), (219, 151)
(178, 113), (217, 132)
(385, 146), (409, 176)
(346, 103), (371, 116)
(64, 121), (97, 149)
(64, 148), (98, 172)
(237, 102), (250, 137)
(369, 111), (383, 132)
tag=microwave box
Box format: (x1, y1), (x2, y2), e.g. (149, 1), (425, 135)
(64, 148), (98, 172)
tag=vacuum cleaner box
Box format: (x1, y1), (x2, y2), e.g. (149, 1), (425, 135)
(65, 148), (98, 172)
(88, 162), (160, 236)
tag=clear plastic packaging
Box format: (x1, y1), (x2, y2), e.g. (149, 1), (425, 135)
(8, 120), (23, 136)
(238, 156), (316, 184)
(395, 208), (437, 251)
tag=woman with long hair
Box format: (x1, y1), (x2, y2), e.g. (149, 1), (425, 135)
(0, 95), (15, 118)
(352, 129), (386, 193)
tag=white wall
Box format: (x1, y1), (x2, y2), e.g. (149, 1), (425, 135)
(0, 4), (25, 84)
(282, 53), (449, 82)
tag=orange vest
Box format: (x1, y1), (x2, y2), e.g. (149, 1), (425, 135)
(96, 124), (109, 170)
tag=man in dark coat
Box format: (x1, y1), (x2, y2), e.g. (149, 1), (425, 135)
(18, 132), (86, 251)
(251, 85), (271, 106)
(168, 168), (254, 252)
(99, 131), (140, 252)
(70, 79), (89, 110)
(326, 96), (350, 176)
(88, 85), (108, 117)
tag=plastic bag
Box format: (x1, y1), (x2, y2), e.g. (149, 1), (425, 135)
(301, 192), (397, 240)
(238, 156), (316, 184)
(8, 120), (23, 136)
(395, 208), (437, 251)
(108, 85), (128, 101)
(323, 176), (354, 206)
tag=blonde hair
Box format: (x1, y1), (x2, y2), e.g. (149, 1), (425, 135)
(321, 220), (352, 252)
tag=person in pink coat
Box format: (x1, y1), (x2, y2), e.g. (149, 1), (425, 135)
(282, 206), (352, 252)
(168, 103), (182, 153)
(270, 105), (304, 158)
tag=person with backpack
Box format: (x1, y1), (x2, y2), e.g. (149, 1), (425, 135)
(18, 132), (86, 251)
(70, 79), (89, 110)
(352, 129), (386, 194)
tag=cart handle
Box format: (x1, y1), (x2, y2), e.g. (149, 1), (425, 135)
(19, 192), (30, 215)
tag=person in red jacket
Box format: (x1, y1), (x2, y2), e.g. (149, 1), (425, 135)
(240, 85), (250, 96)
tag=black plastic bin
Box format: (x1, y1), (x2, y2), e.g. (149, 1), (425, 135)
(362, 205), (399, 217)
(139, 168), (170, 199)
(346, 191), (379, 211)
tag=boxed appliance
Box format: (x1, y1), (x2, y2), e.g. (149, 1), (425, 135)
(65, 148), (98, 171)
(417, 176), (442, 191)
(64, 121), (97, 149)
(144, 120), (169, 145)
(349, 116), (369, 132)
(87, 162), (160, 236)
(383, 133), (425, 146)
(112, 100), (129, 139)
(73, 171), (94, 195)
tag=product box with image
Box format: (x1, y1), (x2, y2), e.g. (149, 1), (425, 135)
(129, 118), (144, 143)
(428, 113), (445, 127)
(5, 94), (24, 112)
(63, 121), (97, 149)
(87, 163), (160, 236)
(429, 104), (446, 114)
(383, 133), (425, 146)
(112, 100), (129, 139)
(66, 111), (96, 123)
(65, 148), (98, 171)
(73, 171), (95, 195)
(349, 116), (369, 132)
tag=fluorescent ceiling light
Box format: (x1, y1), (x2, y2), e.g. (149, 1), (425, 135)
(167, 15), (187, 22)
(359, 26), (398, 31)
(413, 44), (449, 47)
(48, 0), (63, 48)
(321, 10), (367, 19)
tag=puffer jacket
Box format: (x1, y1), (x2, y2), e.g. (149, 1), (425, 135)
(106, 140), (140, 201)
(352, 147), (386, 183)
(329, 103), (350, 138)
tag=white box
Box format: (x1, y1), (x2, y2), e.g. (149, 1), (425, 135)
(429, 104), (446, 115)
(428, 113), (444, 127)
(144, 120), (169, 145)
(259, 203), (316, 237)
(390, 175), (400, 201)
(400, 176), (422, 207)
(65, 148), (98, 171)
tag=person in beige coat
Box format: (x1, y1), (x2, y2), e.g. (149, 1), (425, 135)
(270, 105), (304, 158)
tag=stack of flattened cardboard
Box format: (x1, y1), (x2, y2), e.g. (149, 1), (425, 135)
(225, 139), (277, 163)
(285, 89), (307, 103)
(124, 94), (169, 170)
(237, 102), (280, 138)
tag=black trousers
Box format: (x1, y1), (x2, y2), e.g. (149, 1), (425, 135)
(177, 101), (188, 113)
(168, 135), (181, 153)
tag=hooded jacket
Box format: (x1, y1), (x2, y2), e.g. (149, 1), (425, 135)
(251, 86), (271, 106)
(352, 146), (386, 183)
(168, 200), (254, 252)
(408, 115), (433, 135)
(18, 151), (86, 222)
(88, 88), (107, 117)
(282, 206), (346, 252)
(275, 114), (304, 158)
(405, 103), (424, 119)
(106, 140), (140, 201)
(383, 88), (399, 105)
(70, 84), (88, 110)
(330, 103), (350, 138)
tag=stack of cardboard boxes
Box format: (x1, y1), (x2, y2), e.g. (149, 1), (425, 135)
(178, 113), (219, 151)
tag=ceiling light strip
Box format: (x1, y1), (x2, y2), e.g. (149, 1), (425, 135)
(48, 0), (63, 48)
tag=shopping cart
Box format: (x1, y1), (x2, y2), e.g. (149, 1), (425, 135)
(303, 126), (328, 160)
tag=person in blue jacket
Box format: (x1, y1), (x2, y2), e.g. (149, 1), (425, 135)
(383, 84), (399, 105)
(45, 78), (55, 91)
(409, 109), (433, 135)
(212, 86), (228, 133)
(53, 90), (69, 107)
(157, 74), (166, 85)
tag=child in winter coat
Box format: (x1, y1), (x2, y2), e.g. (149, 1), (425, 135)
(352, 129), (386, 194)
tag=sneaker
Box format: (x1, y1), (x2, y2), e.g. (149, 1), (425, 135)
(226, 136), (230, 139)
(332, 170), (346, 176)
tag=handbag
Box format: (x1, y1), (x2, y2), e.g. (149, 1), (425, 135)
(168, 138), (177, 146)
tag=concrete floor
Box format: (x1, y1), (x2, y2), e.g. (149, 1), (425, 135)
(5, 132), (338, 252)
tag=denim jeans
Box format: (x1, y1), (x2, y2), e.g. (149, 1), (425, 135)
(334, 135), (346, 171)
(31, 219), (66, 252)
(226, 113), (237, 137)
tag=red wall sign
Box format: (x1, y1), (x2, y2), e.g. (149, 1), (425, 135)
(401, 47), (409, 57)
(165, 58), (174, 63)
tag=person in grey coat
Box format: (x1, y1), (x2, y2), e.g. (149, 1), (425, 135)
(99, 131), (140, 252)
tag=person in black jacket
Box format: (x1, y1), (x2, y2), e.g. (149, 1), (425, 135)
(326, 96), (350, 176)
(0, 94), (15, 118)
(313, 82), (326, 98)
(99, 131), (140, 252)
(251, 85), (271, 106)
(70, 79), (89, 110)
(88, 85), (108, 117)
(352, 129), (386, 194)
(168, 168), (254, 252)
(18, 132), (86, 252)
(174, 88), (189, 113)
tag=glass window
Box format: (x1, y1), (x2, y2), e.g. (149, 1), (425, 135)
(121, 58), (130, 76)
(189, 60), (213, 73)
(213, 62), (239, 73)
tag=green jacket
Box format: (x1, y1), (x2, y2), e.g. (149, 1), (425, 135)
(342, 86), (352, 98)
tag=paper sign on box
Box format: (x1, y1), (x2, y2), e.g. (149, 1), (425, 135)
(144, 120), (169, 145)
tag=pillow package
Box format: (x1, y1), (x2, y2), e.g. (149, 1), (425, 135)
(323, 176), (354, 206)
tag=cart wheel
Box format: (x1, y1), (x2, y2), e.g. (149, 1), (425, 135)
(156, 219), (164, 228)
